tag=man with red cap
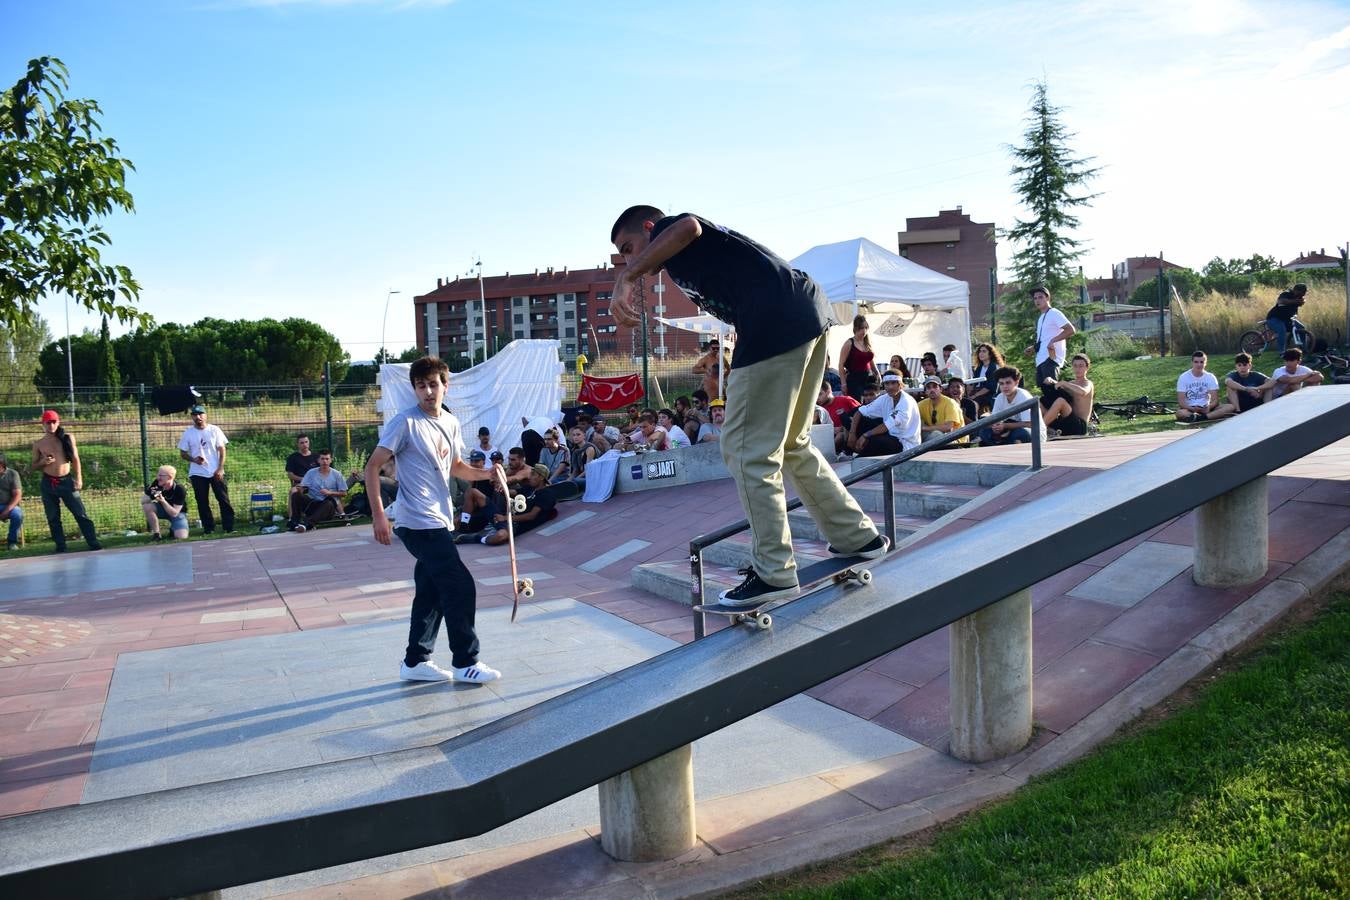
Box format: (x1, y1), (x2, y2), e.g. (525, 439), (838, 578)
(30, 410), (102, 552)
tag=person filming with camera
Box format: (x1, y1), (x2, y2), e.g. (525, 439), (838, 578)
(142, 465), (189, 541)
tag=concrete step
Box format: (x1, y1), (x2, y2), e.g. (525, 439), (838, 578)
(845, 456), (1025, 487)
(785, 507), (932, 543)
(848, 480), (984, 518)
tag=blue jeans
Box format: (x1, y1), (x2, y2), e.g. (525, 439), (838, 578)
(979, 425), (1032, 445)
(1, 506), (21, 546)
(395, 526), (480, 669)
(1266, 317), (1289, 352)
(40, 474), (101, 551)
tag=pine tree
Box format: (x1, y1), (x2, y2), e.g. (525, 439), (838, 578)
(998, 81), (1100, 354)
(95, 315), (122, 396)
(158, 329), (179, 383)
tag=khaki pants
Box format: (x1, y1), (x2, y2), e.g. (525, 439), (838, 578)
(721, 333), (879, 586)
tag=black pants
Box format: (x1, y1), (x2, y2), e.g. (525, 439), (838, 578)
(858, 434), (904, 456)
(1036, 358), (1062, 398)
(396, 526), (480, 669)
(40, 474), (101, 551)
(190, 474), (235, 533)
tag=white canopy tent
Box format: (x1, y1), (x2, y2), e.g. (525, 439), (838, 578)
(790, 237), (972, 375)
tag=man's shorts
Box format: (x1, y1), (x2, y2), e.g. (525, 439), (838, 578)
(1235, 395), (1263, 414)
(150, 504), (189, 532)
(1056, 413), (1088, 436)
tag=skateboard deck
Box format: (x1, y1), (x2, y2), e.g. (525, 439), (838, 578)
(694, 541), (888, 631)
(493, 465), (534, 622)
(311, 510), (362, 529)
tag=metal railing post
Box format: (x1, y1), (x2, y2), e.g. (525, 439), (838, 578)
(324, 363), (334, 459)
(1031, 401), (1043, 470)
(690, 545), (706, 639)
(881, 466), (897, 547)
(137, 384), (150, 490)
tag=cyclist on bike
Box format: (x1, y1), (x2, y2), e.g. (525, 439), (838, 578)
(1266, 283), (1308, 353)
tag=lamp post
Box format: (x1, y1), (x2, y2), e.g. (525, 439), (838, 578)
(380, 289), (402, 364)
(64, 294), (75, 416)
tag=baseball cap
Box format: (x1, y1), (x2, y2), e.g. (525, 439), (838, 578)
(709, 399), (725, 408)
(190, 404), (206, 414)
(880, 373), (902, 384)
(530, 464), (551, 481)
(468, 449), (486, 461)
(922, 375), (943, 386)
(41, 409), (60, 423)
(489, 450), (504, 460)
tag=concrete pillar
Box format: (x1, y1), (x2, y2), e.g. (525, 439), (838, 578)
(949, 588), (1033, 762)
(598, 744), (696, 862)
(1194, 475), (1268, 587)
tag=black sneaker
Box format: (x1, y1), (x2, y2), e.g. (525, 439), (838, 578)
(827, 534), (890, 560)
(717, 568), (798, 608)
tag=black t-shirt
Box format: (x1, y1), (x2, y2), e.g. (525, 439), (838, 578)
(286, 451), (320, 482)
(959, 397), (979, 424)
(1226, 369), (1268, 411)
(651, 214), (833, 369)
(1267, 291), (1300, 322)
(146, 481), (187, 510)
(526, 485), (557, 520)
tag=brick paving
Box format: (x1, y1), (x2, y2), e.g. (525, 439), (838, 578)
(0, 429), (1347, 898)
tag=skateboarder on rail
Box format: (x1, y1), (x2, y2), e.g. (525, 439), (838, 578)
(364, 356), (502, 684)
(609, 207), (888, 607)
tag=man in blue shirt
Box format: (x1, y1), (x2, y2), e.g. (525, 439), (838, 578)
(610, 207), (887, 607)
(290, 449), (348, 532)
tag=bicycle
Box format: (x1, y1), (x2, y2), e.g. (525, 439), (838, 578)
(1092, 396), (1174, 421)
(1238, 317), (1315, 356)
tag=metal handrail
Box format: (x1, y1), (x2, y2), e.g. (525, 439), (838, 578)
(689, 396), (1043, 635)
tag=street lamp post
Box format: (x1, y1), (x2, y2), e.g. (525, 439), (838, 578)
(380, 289), (402, 364)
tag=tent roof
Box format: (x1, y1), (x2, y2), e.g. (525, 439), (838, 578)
(790, 237), (969, 311)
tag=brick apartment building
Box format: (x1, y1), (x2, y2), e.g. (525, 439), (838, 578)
(1080, 255), (1188, 304)
(412, 261), (704, 365)
(896, 207), (997, 324)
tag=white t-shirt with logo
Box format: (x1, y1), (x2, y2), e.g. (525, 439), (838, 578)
(177, 424), (229, 478)
(1176, 370), (1219, 408)
(377, 406), (465, 531)
(1034, 307), (1071, 366)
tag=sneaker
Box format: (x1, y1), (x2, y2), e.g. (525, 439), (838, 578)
(827, 534), (891, 560)
(6, 543), (16, 552)
(400, 660), (453, 682)
(453, 661), (502, 683)
(717, 569), (798, 607)
(1047, 427), (1061, 439)
(294, 523), (307, 533)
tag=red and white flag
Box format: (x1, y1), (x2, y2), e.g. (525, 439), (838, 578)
(578, 374), (645, 410)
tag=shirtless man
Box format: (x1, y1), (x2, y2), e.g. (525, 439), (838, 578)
(31, 410), (102, 552)
(692, 339), (731, 401)
(1041, 353), (1096, 437)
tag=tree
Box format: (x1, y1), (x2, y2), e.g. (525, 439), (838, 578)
(0, 312), (50, 403)
(94, 315), (120, 395)
(1, 57), (148, 332)
(998, 81), (1100, 354)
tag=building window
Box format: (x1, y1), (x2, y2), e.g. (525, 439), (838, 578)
(474, 316), (483, 326)
(514, 330), (525, 339)
(564, 309), (574, 320)
(565, 327), (575, 337)
(514, 313), (524, 324)
(513, 297), (525, 307)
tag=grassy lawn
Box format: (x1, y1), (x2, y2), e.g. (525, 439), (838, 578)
(750, 591), (1350, 899)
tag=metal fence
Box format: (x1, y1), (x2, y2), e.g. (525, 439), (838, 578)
(0, 380), (383, 545)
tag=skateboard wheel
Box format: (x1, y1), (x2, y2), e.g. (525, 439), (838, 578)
(521, 586), (535, 598)
(858, 569), (873, 585)
(757, 614), (773, 629)
(512, 496), (527, 513)
(521, 578), (533, 591)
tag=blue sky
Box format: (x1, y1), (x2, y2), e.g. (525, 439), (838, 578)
(7, 0), (1349, 358)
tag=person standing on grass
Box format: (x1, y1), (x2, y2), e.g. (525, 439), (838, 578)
(365, 356), (502, 684)
(610, 206), (887, 608)
(1024, 285), (1076, 399)
(177, 404), (235, 534)
(30, 410), (102, 552)
(0, 452), (24, 551)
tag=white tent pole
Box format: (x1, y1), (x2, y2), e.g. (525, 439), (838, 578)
(718, 324), (726, 401)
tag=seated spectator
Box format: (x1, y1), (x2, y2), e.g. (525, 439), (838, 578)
(623, 404), (642, 431)
(945, 377), (980, 426)
(345, 458), (396, 518)
(980, 366), (1043, 445)
(563, 425), (599, 489)
(474, 425), (498, 459)
(853, 372), (920, 456)
(285, 434), (320, 507)
(917, 376), (967, 444)
(1175, 351), (1236, 423)
(518, 417), (545, 465)
(968, 343), (1004, 413)
(0, 452), (22, 551)
(1225, 353), (1277, 413)
(823, 366), (843, 393)
(539, 429), (570, 483)
(624, 411), (671, 451)
(919, 353), (941, 381)
(673, 396), (695, 431)
(658, 409), (692, 448)
(1042, 353), (1096, 436)
(290, 449), (347, 532)
(698, 399), (725, 443)
(817, 379), (861, 454)
(142, 464), (189, 541)
(502, 447), (531, 486)
(1271, 348), (1324, 398)
(846, 380), (884, 453)
(939, 344), (969, 380)
(482, 465), (558, 545)
(683, 390), (711, 442)
(887, 355), (913, 382)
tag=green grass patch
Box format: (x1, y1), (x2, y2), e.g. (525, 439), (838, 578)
(762, 592), (1350, 899)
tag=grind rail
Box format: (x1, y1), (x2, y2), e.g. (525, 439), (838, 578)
(1, 387), (1346, 899)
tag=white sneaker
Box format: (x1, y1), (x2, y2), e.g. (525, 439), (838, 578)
(453, 661), (502, 683)
(400, 660), (453, 682)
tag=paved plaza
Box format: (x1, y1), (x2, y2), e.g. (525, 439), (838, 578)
(1, 430), (1348, 897)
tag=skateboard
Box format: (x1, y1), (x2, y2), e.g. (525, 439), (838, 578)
(493, 465), (534, 622)
(694, 542), (887, 631)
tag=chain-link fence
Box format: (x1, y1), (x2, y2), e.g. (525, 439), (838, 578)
(0, 380), (382, 544)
